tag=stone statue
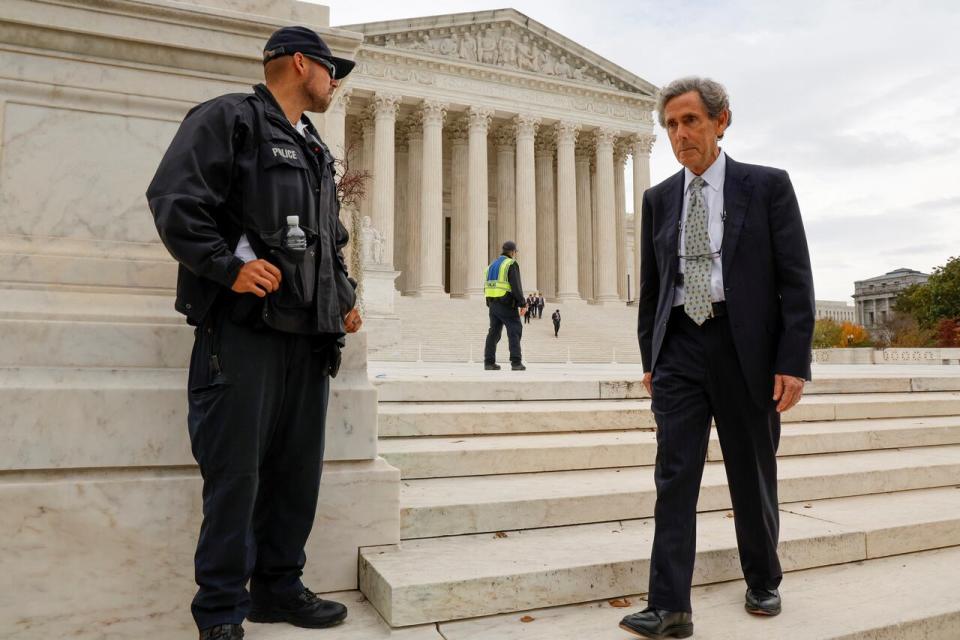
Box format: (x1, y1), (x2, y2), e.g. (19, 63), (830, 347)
(537, 49), (555, 75)
(459, 33), (478, 62)
(555, 54), (572, 79)
(438, 35), (458, 56)
(360, 216), (384, 265)
(410, 33), (436, 53)
(479, 30), (499, 64)
(572, 65), (587, 81)
(517, 35), (538, 71)
(498, 37), (518, 67)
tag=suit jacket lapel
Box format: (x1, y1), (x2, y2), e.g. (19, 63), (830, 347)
(662, 169), (685, 268)
(721, 155), (753, 282)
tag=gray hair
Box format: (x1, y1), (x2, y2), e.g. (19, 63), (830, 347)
(656, 77), (732, 139)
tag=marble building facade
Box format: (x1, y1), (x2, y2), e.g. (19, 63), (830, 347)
(853, 268), (930, 328)
(319, 10), (657, 309)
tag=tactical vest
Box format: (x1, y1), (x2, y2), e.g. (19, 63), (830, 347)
(484, 256), (514, 298)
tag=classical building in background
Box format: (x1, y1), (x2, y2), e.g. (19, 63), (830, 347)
(853, 268), (930, 328)
(816, 300), (856, 324)
(318, 9), (657, 325)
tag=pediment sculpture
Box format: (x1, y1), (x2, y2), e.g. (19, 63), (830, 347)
(372, 24), (630, 92)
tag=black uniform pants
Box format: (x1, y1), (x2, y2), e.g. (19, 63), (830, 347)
(187, 302), (330, 630)
(647, 305), (781, 612)
(484, 301), (523, 365)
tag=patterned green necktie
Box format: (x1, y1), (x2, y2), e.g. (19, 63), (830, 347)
(683, 176), (712, 325)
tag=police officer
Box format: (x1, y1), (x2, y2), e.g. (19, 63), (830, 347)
(146, 26), (362, 640)
(484, 241), (527, 371)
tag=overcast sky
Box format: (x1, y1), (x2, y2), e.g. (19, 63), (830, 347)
(322, 1), (959, 301)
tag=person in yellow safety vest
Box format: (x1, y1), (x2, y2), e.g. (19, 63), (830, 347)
(483, 240), (528, 371)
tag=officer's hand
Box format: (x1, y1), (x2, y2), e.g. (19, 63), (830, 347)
(231, 259), (282, 297)
(773, 373), (805, 413)
(642, 371), (653, 398)
(344, 307), (362, 334)
(519, 306), (527, 317)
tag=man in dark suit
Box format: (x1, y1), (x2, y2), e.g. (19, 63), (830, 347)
(620, 77), (814, 639)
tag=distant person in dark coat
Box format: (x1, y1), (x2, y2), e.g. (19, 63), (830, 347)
(524, 295), (533, 324)
(552, 309), (561, 337)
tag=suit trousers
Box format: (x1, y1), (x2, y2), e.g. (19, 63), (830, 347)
(647, 306), (782, 612)
(484, 301), (523, 365)
(187, 301), (330, 630)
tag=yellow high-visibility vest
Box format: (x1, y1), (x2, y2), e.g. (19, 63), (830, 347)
(484, 256), (515, 298)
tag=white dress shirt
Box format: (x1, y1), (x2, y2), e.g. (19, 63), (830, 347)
(674, 150), (726, 306)
(234, 119), (308, 263)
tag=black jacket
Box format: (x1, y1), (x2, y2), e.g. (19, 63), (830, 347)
(637, 155), (815, 406)
(146, 84), (355, 334)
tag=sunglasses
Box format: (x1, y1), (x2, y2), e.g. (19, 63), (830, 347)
(305, 54), (336, 79)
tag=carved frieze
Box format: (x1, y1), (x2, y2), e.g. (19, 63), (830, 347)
(354, 59), (652, 125)
(370, 22), (634, 93)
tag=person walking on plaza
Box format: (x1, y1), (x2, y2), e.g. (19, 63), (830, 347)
(147, 26), (363, 640)
(551, 309), (561, 337)
(622, 77), (814, 639)
(524, 294), (534, 324)
(484, 241), (528, 371)
(538, 293), (546, 318)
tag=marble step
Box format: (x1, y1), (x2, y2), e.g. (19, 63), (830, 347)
(378, 391), (960, 437)
(399, 445), (960, 538)
(379, 416), (960, 479)
(359, 486), (960, 626)
(0, 287), (180, 323)
(373, 372), (960, 402)
(0, 366), (375, 468)
(0, 318), (192, 367)
(434, 546), (960, 640)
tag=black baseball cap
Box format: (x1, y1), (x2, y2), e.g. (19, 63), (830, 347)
(263, 26), (355, 80)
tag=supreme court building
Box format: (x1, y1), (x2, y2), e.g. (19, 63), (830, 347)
(319, 10), (657, 305)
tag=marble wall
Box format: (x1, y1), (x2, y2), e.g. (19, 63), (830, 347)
(0, 0), (396, 635)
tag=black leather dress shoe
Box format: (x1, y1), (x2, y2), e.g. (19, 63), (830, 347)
(511, 363), (526, 371)
(619, 607), (693, 638)
(199, 624), (243, 640)
(484, 363), (501, 370)
(745, 588), (782, 616)
(248, 588), (347, 628)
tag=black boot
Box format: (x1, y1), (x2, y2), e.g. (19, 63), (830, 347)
(248, 588), (347, 629)
(619, 607), (693, 638)
(199, 624), (243, 640)
(745, 588), (781, 616)
(484, 363), (501, 370)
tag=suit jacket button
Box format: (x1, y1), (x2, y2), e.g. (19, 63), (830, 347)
(185, 303), (192, 310)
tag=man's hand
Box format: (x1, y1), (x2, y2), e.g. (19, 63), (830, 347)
(519, 306), (528, 316)
(642, 371), (653, 398)
(231, 259), (281, 297)
(773, 373), (804, 413)
(344, 307), (362, 334)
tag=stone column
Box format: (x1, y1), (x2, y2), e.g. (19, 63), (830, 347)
(359, 113), (375, 237)
(417, 100), (447, 297)
(632, 134), (655, 304)
(448, 117), (469, 297)
(513, 114), (539, 293)
(393, 123), (409, 292)
(466, 106), (493, 297)
(403, 115), (424, 295)
(591, 156), (599, 298)
(322, 89), (350, 161)
(594, 127), (619, 303)
(535, 128), (556, 299)
(371, 93), (400, 270)
(575, 136), (594, 301)
(493, 125), (516, 249)
(555, 121), (580, 301)
(614, 138), (629, 300)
